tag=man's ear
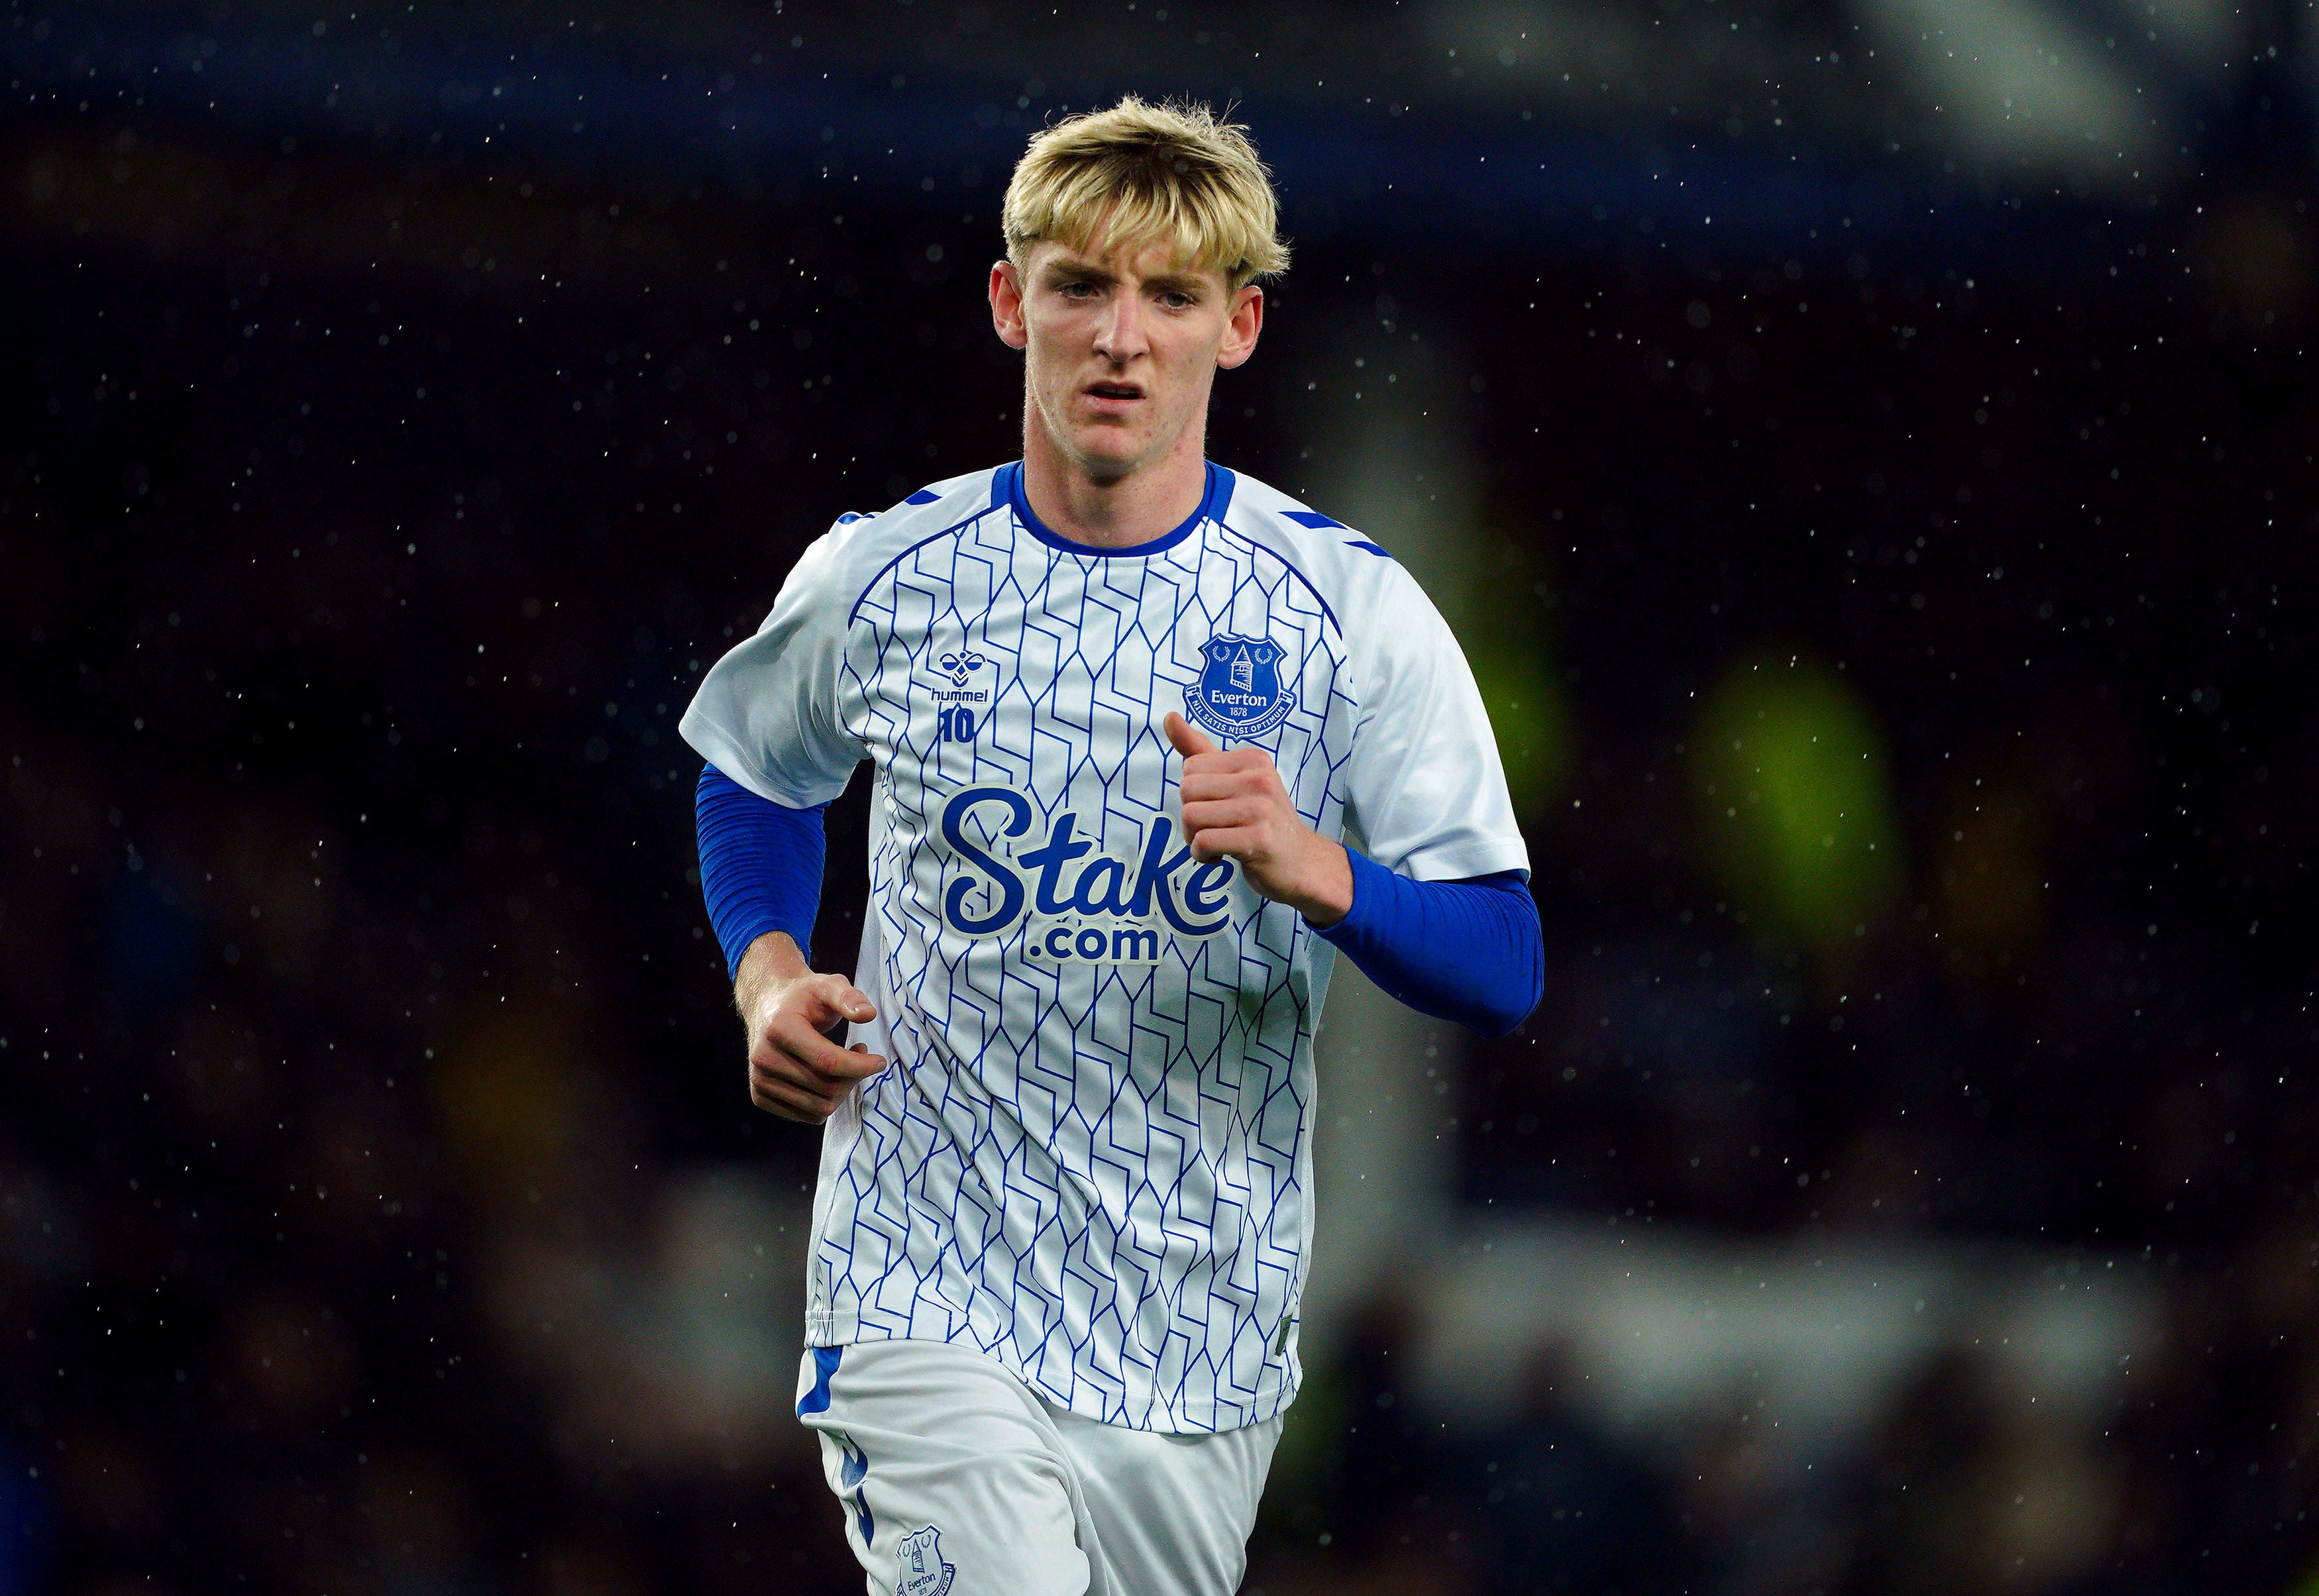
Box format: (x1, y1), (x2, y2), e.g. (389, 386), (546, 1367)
(991, 260), (1030, 350)
(1216, 284), (1264, 371)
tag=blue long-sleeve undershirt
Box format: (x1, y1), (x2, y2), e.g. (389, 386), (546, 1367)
(696, 764), (827, 971)
(694, 764), (1542, 1036)
(1314, 850), (1542, 1038)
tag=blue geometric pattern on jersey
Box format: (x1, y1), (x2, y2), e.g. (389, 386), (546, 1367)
(1282, 507), (1393, 559)
(810, 481), (1359, 1433)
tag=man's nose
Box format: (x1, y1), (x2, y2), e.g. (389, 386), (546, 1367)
(1091, 293), (1150, 362)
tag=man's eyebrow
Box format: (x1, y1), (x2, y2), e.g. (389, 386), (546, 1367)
(1042, 258), (1117, 284)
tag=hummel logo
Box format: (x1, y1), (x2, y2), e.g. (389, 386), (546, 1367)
(937, 650), (988, 687)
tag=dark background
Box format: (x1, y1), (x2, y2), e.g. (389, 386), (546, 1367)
(5, 1), (2318, 1592)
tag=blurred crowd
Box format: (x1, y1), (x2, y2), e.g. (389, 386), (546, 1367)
(1239, 1240), (2319, 1595)
(8, 5), (2319, 1593)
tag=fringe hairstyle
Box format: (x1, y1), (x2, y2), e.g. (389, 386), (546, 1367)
(1002, 96), (1289, 289)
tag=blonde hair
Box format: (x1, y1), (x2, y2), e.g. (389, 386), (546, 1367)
(1002, 96), (1289, 290)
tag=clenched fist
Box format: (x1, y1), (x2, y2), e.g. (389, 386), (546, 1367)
(1163, 710), (1353, 928)
(734, 932), (887, 1123)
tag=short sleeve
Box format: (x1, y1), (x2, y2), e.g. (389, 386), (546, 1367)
(1341, 567), (1532, 882)
(678, 526), (865, 808)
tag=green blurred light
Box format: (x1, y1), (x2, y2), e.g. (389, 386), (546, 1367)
(1468, 643), (1570, 816)
(1694, 659), (1900, 943)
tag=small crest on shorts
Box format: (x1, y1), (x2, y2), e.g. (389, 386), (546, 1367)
(1187, 631), (1297, 741)
(896, 1524), (955, 1596)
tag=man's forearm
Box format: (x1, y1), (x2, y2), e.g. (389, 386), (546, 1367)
(734, 930), (813, 1021)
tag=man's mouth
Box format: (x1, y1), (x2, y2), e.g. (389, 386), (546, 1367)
(1084, 381), (1144, 403)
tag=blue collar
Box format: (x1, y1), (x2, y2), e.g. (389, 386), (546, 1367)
(998, 460), (1236, 557)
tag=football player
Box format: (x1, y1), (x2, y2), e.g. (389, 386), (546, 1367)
(683, 96), (1543, 1595)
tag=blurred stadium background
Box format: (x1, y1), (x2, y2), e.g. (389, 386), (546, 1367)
(4, 1), (2318, 1591)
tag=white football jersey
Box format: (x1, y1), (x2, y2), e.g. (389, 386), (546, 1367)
(681, 461), (1527, 1433)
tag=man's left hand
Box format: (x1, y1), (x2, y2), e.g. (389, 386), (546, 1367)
(1164, 710), (1353, 928)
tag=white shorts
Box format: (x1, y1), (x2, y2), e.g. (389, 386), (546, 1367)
(794, 1340), (1283, 1596)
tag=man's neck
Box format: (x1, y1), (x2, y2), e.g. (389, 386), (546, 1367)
(1019, 421), (1209, 551)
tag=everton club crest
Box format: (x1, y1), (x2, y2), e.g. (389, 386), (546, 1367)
(895, 1525), (955, 1596)
(1187, 632), (1298, 741)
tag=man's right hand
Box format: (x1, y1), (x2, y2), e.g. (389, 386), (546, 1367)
(734, 932), (887, 1124)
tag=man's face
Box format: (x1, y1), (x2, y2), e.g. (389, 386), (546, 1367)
(991, 235), (1263, 484)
